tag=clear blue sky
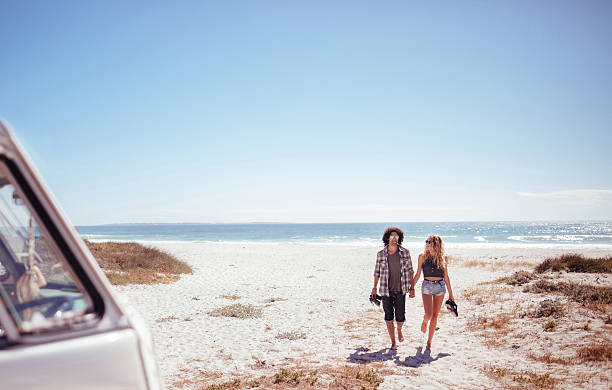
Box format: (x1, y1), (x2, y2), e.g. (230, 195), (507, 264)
(1, 1), (611, 225)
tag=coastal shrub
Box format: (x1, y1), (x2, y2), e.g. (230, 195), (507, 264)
(527, 352), (569, 365)
(543, 320), (558, 331)
(157, 315), (179, 322)
(523, 280), (612, 305)
(273, 368), (318, 385)
(463, 259), (488, 268)
(276, 330), (307, 340)
(203, 379), (242, 390)
(85, 240), (192, 285)
(483, 365), (557, 388)
(512, 372), (556, 388)
(577, 345), (612, 362)
(326, 366), (384, 389)
(535, 253), (612, 274)
(219, 294), (241, 300)
(498, 270), (537, 286)
(208, 303), (263, 319)
(531, 299), (565, 318)
(176, 365), (387, 389)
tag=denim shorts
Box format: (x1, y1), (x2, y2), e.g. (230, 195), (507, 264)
(422, 279), (446, 296)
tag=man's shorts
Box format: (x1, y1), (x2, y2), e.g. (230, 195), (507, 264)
(381, 291), (406, 322)
(422, 279), (446, 296)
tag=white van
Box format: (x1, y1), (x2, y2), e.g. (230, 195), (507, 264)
(0, 121), (161, 389)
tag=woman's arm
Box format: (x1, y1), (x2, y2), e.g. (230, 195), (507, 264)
(412, 254), (424, 287)
(444, 256), (454, 301)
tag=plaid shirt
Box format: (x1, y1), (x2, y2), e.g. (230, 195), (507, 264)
(374, 245), (413, 296)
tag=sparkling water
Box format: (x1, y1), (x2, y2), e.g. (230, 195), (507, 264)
(76, 221), (612, 247)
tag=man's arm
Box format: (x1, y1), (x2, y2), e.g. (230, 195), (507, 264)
(372, 252), (382, 296)
(372, 276), (379, 297)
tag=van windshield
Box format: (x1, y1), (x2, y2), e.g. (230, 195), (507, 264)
(0, 169), (95, 334)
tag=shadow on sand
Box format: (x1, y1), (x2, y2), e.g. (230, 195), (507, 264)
(347, 346), (450, 368)
(347, 347), (399, 363)
(396, 347), (450, 368)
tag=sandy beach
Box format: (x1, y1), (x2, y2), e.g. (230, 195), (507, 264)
(112, 243), (611, 389)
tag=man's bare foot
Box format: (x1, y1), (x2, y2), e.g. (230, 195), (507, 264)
(390, 344), (397, 350)
(398, 329), (404, 342)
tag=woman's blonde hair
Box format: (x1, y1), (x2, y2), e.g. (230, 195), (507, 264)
(424, 235), (446, 269)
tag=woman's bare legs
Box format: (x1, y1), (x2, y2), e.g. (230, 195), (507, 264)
(421, 293), (433, 334)
(427, 294), (445, 348)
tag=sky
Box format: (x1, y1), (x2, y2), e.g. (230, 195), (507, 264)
(1, 1), (611, 225)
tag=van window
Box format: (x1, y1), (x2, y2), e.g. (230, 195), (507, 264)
(0, 169), (96, 334)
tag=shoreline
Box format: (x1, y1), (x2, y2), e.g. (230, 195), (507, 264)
(111, 242), (611, 389)
(84, 238), (612, 250)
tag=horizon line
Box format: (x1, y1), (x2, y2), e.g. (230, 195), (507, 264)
(75, 219), (612, 227)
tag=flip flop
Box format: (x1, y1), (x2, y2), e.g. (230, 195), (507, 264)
(369, 294), (382, 307)
(445, 299), (458, 317)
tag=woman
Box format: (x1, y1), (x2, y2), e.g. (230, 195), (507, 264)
(412, 235), (454, 350)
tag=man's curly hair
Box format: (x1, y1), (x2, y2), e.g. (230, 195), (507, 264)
(382, 227), (404, 246)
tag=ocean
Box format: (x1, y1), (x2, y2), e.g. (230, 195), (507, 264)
(76, 221), (612, 248)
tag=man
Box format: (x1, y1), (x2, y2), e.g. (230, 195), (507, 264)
(371, 227), (415, 350)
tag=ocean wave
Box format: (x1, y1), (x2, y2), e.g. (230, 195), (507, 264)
(80, 234), (113, 239)
(508, 234), (612, 243)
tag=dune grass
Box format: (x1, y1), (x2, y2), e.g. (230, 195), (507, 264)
(219, 294), (241, 300)
(535, 254), (612, 274)
(484, 365), (557, 389)
(85, 240), (193, 285)
(276, 330), (307, 340)
(497, 270), (537, 286)
(189, 365), (386, 389)
(523, 280), (612, 305)
(208, 303), (263, 319)
(577, 345), (612, 362)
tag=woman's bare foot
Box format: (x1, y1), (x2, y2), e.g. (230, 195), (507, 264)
(421, 321), (427, 334)
(426, 341), (431, 350)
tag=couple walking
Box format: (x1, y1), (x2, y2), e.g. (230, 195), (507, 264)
(371, 227), (454, 350)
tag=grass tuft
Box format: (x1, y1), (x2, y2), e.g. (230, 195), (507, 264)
(523, 280), (612, 305)
(543, 320), (558, 331)
(497, 270), (537, 286)
(530, 299), (565, 318)
(463, 259), (488, 268)
(208, 303), (263, 319)
(527, 352), (570, 365)
(535, 253), (612, 274)
(484, 365), (557, 388)
(273, 368), (318, 386)
(202, 379), (242, 390)
(276, 330), (307, 340)
(85, 240), (192, 285)
(219, 294), (241, 300)
(577, 345), (612, 362)
(180, 364), (387, 389)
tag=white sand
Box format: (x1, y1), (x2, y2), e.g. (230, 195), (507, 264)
(111, 243), (612, 389)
